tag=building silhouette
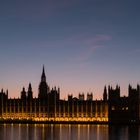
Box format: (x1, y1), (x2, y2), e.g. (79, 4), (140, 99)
(0, 67), (139, 123)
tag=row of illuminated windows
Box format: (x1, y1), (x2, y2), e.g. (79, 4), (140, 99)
(3, 112), (107, 118)
(3, 106), (108, 113)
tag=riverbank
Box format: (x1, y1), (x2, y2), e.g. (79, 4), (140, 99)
(0, 119), (140, 125)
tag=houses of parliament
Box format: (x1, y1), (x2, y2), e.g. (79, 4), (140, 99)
(0, 67), (140, 124)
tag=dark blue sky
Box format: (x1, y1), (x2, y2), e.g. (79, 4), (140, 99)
(0, 0), (140, 99)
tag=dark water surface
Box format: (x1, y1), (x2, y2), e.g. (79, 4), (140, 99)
(0, 124), (139, 140)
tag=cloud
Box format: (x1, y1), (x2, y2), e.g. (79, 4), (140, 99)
(67, 33), (111, 42)
(36, 33), (112, 63)
(67, 34), (112, 62)
(84, 34), (112, 45)
(76, 45), (104, 62)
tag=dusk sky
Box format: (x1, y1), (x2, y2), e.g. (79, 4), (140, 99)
(0, 0), (140, 99)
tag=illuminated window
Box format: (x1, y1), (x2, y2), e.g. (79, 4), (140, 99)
(112, 106), (115, 110)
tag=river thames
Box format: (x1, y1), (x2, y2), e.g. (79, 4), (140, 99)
(0, 124), (139, 140)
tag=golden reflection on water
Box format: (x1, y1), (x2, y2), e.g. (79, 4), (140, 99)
(68, 124), (71, 140)
(18, 124), (21, 140)
(34, 124), (37, 140)
(78, 124), (80, 140)
(0, 124), (140, 140)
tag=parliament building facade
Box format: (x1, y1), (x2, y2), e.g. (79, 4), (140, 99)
(0, 67), (140, 123)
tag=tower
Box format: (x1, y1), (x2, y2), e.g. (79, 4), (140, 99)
(27, 83), (33, 100)
(103, 86), (107, 101)
(21, 87), (26, 100)
(128, 85), (140, 122)
(38, 66), (49, 99)
(108, 85), (120, 100)
(41, 65), (46, 82)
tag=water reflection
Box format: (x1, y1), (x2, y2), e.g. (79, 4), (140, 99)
(0, 124), (139, 140)
(109, 125), (139, 140)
